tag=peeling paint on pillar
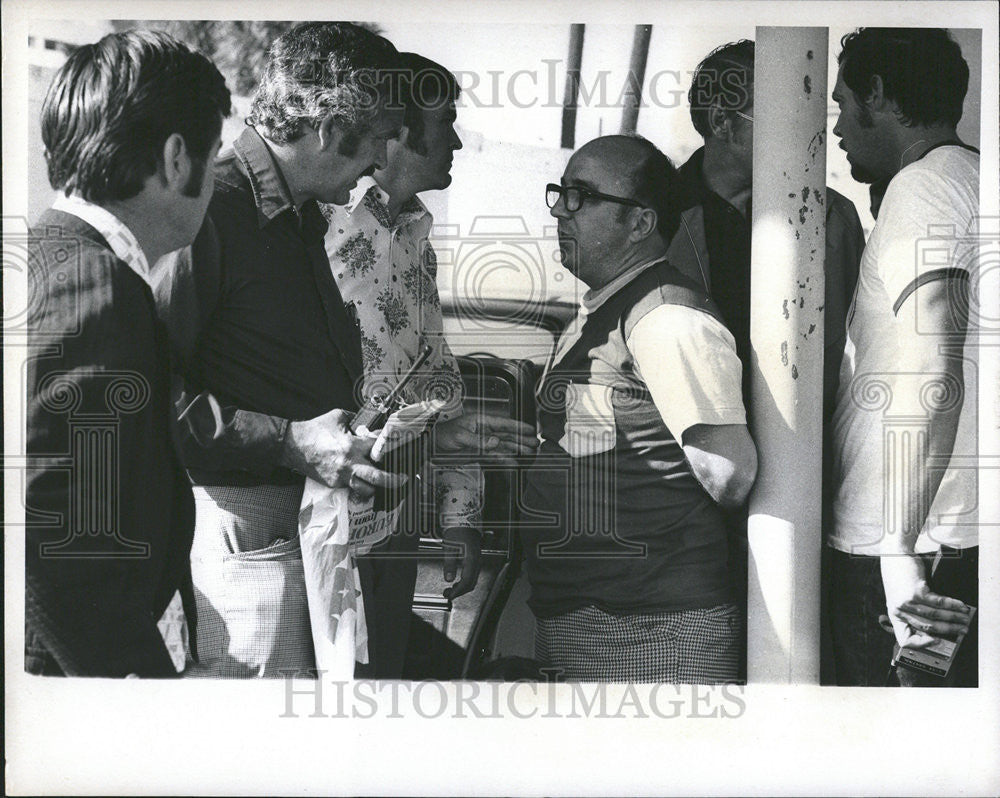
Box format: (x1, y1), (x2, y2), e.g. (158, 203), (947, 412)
(748, 26), (828, 684)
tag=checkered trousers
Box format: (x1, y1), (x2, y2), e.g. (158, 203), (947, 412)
(535, 603), (742, 683)
(186, 484), (315, 678)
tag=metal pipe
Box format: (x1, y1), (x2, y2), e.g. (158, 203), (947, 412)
(620, 24), (652, 134)
(747, 26), (828, 684)
(560, 24), (585, 150)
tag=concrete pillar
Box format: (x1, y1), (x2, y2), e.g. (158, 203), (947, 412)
(747, 26), (828, 683)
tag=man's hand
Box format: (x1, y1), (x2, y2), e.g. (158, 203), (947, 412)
(279, 408), (407, 499)
(881, 553), (972, 648)
(431, 412), (538, 465)
(441, 526), (482, 599)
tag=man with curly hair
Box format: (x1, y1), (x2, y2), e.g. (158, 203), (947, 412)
(155, 22), (410, 677)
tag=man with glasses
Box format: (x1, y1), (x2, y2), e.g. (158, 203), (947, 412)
(521, 135), (758, 683)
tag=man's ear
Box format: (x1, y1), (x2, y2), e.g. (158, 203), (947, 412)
(317, 114), (345, 152)
(707, 101), (731, 140)
(395, 124), (416, 153)
(866, 74), (887, 112)
(160, 133), (191, 191)
(631, 206), (658, 242)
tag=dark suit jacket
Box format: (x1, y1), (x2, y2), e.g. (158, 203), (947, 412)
(24, 209), (195, 677)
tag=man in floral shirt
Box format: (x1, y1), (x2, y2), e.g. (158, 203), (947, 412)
(323, 52), (535, 677)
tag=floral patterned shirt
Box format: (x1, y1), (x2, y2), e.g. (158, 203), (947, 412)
(321, 178), (482, 531)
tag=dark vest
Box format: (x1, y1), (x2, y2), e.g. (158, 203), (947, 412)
(522, 260), (735, 618)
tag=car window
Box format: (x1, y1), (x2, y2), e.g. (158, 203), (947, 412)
(440, 294), (577, 365)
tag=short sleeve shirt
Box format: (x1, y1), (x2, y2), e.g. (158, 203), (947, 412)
(628, 304), (747, 440)
(829, 146), (979, 554)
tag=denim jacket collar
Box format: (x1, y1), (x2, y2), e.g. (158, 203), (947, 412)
(232, 126), (300, 230)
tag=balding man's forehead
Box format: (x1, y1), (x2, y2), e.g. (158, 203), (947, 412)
(563, 156), (633, 196)
(565, 140), (644, 191)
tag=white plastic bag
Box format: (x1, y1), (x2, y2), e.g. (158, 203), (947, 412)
(298, 399), (443, 676)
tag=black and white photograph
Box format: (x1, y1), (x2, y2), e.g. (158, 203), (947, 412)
(3, 0), (998, 794)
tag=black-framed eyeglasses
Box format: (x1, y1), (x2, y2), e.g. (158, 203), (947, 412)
(545, 183), (645, 213)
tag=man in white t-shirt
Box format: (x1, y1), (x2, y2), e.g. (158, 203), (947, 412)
(828, 27), (979, 686)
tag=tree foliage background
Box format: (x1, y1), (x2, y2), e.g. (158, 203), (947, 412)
(111, 21), (382, 96)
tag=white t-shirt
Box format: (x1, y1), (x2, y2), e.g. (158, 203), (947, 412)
(550, 258), (746, 459)
(628, 304), (747, 441)
(828, 145), (979, 555)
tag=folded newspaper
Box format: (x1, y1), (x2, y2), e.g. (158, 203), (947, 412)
(298, 399), (445, 677)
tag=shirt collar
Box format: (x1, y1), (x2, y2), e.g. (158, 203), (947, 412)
(51, 193), (150, 281)
(232, 126), (298, 228)
(581, 254), (668, 313)
(345, 176), (429, 230)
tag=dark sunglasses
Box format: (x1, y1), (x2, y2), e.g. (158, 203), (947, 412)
(546, 183), (646, 213)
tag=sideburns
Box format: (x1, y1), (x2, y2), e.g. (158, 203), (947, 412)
(336, 128), (362, 158)
(854, 92), (876, 129)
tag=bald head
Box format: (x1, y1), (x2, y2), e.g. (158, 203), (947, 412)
(575, 135), (652, 172)
(570, 135), (681, 242)
(551, 135), (681, 288)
